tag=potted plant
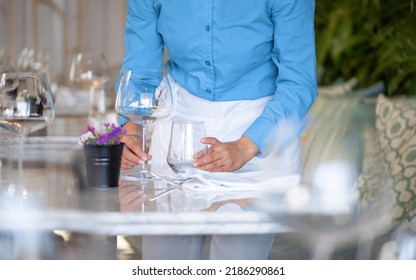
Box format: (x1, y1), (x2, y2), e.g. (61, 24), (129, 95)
(79, 122), (126, 188)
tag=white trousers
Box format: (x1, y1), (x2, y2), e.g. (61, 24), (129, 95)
(142, 76), (301, 260)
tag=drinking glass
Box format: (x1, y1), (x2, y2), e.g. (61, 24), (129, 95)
(69, 52), (109, 128)
(115, 69), (173, 181)
(0, 72), (55, 184)
(167, 120), (207, 176)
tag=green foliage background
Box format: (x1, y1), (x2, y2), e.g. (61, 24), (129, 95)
(315, 0), (415, 96)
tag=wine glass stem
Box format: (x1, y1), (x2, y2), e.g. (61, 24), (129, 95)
(18, 134), (24, 186)
(88, 86), (95, 118)
(142, 124), (148, 168)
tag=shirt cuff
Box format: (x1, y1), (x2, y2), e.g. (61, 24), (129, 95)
(118, 115), (128, 127)
(243, 116), (305, 158)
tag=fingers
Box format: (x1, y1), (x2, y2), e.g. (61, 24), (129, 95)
(201, 137), (220, 146)
(193, 139), (238, 172)
(121, 134), (152, 170)
(197, 159), (229, 172)
(193, 146), (209, 159)
(193, 137), (217, 160)
(193, 137), (256, 172)
(121, 146), (141, 170)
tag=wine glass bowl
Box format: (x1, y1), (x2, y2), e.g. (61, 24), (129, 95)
(69, 52), (109, 88)
(0, 72), (55, 135)
(115, 69), (173, 181)
(167, 120), (207, 175)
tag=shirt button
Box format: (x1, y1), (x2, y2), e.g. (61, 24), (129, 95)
(205, 61), (211, 66)
(205, 25), (211, 31)
(206, 89), (212, 94)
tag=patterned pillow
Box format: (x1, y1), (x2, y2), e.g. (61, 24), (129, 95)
(374, 94), (416, 223)
(398, 208), (416, 233)
(357, 124), (387, 207)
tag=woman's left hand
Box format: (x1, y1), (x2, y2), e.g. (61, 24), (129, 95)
(193, 136), (259, 172)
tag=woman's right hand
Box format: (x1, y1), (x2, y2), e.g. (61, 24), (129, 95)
(121, 121), (152, 170)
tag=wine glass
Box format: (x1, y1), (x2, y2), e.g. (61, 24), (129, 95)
(69, 52), (109, 128)
(69, 52), (109, 88)
(16, 48), (57, 94)
(167, 120), (207, 176)
(17, 48), (51, 75)
(115, 69), (173, 181)
(0, 72), (55, 185)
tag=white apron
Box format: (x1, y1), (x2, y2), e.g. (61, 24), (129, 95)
(149, 75), (302, 176)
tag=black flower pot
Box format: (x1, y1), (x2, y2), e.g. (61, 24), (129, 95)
(83, 143), (124, 188)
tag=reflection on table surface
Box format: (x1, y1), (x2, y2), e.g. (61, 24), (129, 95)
(0, 134), (289, 236)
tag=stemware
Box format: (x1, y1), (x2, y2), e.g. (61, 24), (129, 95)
(69, 52), (109, 88)
(115, 69), (173, 181)
(0, 72), (55, 185)
(69, 52), (109, 128)
(16, 48), (57, 94)
(17, 48), (51, 76)
(167, 120), (207, 176)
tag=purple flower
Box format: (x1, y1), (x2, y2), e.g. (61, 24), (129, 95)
(79, 123), (126, 146)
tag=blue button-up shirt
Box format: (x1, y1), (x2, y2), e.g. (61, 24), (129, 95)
(120, 0), (318, 156)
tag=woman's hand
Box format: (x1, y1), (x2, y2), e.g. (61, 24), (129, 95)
(193, 136), (259, 172)
(120, 121), (152, 170)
